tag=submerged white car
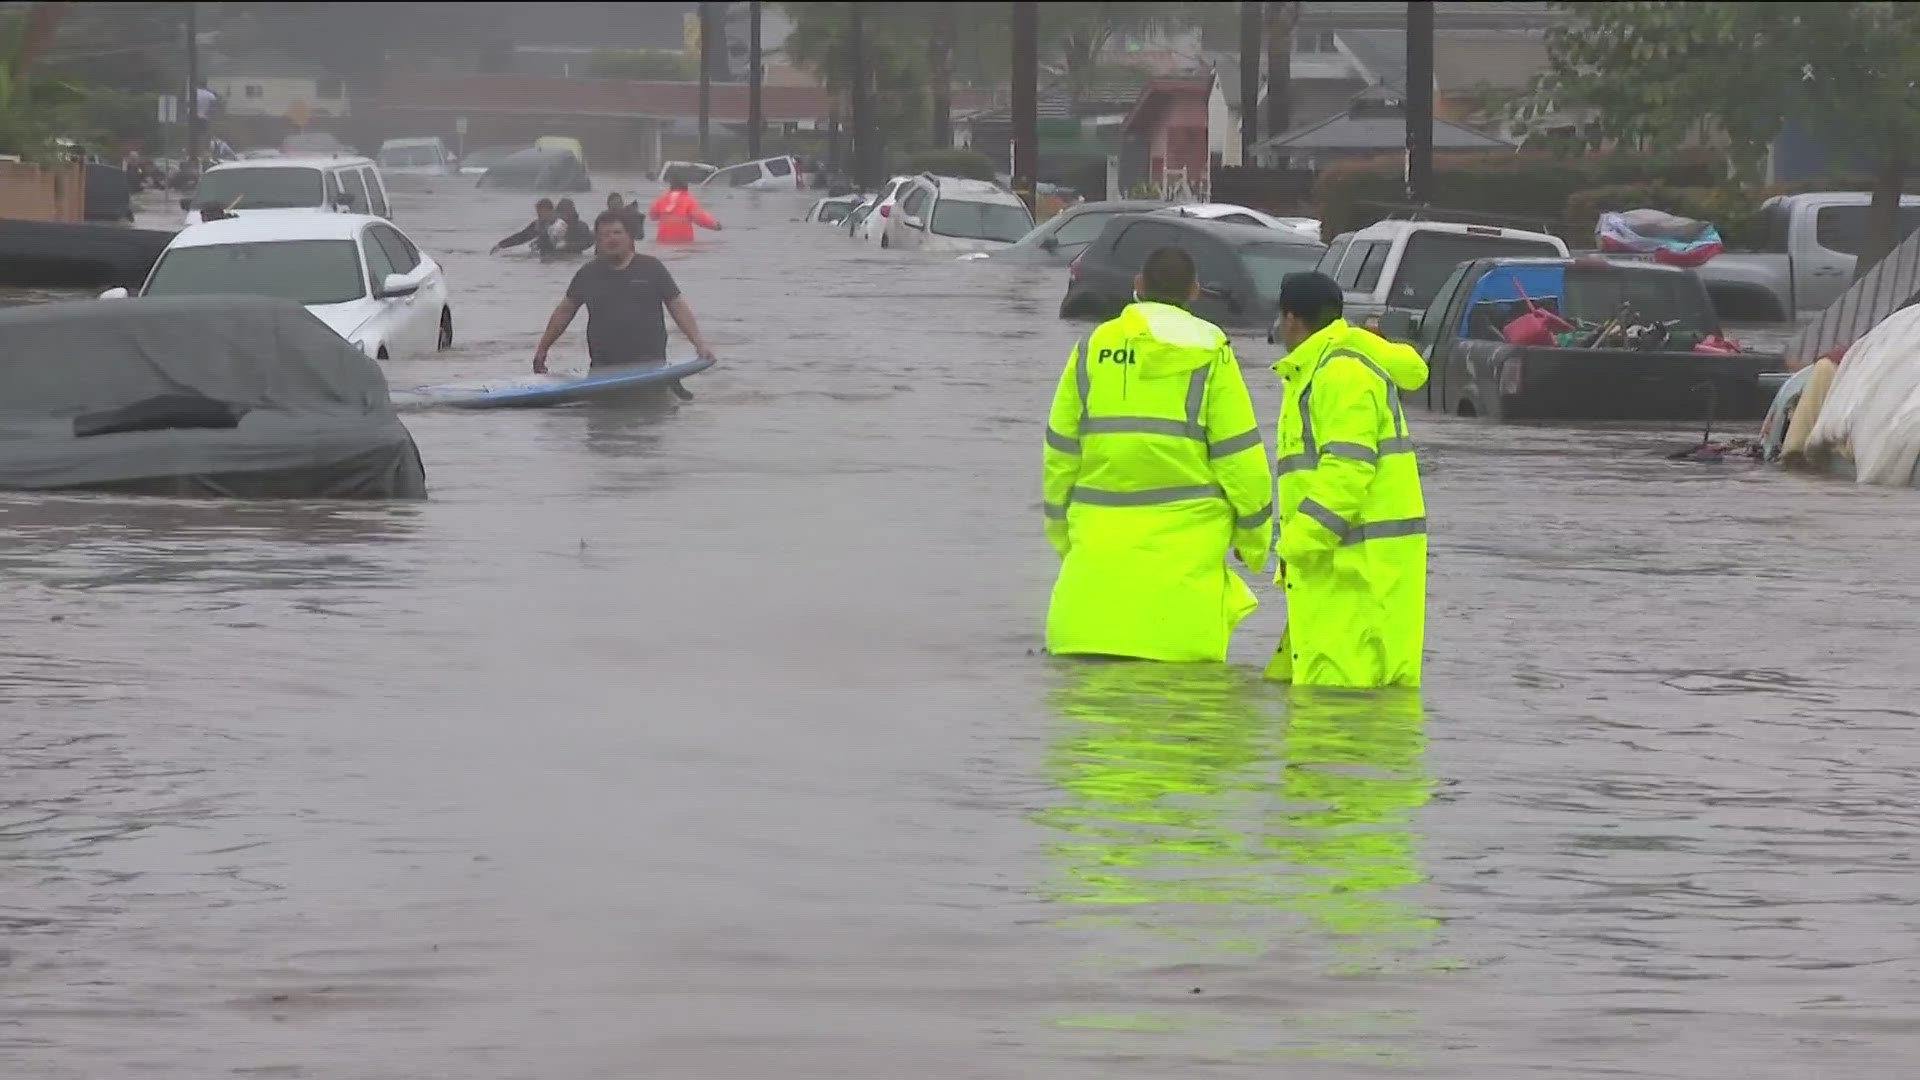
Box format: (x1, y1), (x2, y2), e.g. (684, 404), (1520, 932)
(102, 214), (453, 360)
(1160, 203), (1321, 240)
(886, 174), (1034, 254)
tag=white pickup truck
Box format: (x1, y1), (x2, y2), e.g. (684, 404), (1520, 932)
(1301, 220), (1569, 340)
(1648, 192), (1920, 323)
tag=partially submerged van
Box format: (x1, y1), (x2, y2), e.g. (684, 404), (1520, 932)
(182, 156), (393, 225)
(377, 137), (456, 177)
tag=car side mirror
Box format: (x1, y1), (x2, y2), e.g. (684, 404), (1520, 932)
(1378, 310), (1420, 341)
(902, 214), (925, 230)
(379, 272), (419, 298)
(99, 286), (130, 299)
(178, 197), (192, 210)
(1040, 234), (1059, 251)
(1199, 282), (1238, 307)
(335, 192), (358, 209)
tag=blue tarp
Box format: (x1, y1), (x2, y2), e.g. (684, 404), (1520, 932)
(1459, 264), (1566, 335)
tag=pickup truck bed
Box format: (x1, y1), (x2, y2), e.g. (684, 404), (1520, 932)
(1419, 343), (1782, 421)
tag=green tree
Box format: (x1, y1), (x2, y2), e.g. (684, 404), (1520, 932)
(0, 3), (82, 160)
(1038, 1), (1194, 94)
(781, 2), (928, 153)
(588, 49), (695, 81)
(1532, 1), (1920, 276)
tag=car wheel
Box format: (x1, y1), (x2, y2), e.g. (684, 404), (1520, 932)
(1456, 398), (1477, 418)
(438, 309), (454, 351)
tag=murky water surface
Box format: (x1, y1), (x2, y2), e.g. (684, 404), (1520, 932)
(2, 178), (1917, 1079)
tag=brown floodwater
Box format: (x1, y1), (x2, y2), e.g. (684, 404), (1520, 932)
(1, 177), (1917, 1079)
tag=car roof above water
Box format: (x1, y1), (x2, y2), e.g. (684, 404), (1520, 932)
(205, 155), (375, 173)
(165, 213), (384, 248)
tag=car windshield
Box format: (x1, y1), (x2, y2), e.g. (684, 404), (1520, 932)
(1048, 209), (1123, 247)
(191, 167), (325, 210)
(931, 199), (1032, 243)
(1392, 232), (1563, 307)
(379, 146), (439, 168)
(145, 240), (366, 305)
(1240, 243), (1329, 301)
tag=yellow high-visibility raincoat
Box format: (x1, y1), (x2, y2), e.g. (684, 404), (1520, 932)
(1268, 319), (1428, 687)
(1043, 301), (1274, 662)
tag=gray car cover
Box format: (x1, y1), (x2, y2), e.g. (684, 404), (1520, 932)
(0, 295), (427, 498)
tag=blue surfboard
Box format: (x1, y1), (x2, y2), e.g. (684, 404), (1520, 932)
(394, 355), (714, 411)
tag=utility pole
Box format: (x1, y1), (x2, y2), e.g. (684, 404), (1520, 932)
(747, 0), (763, 159)
(1239, 1), (1261, 163)
(1265, 2), (1296, 140)
(849, 3), (875, 189)
(185, 1), (201, 166)
(698, 1), (715, 163)
(929, 3), (955, 149)
(1406, 0), (1435, 205)
(1011, 0), (1038, 214)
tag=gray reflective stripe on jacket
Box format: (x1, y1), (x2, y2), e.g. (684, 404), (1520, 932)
(1051, 330), (1258, 518)
(1070, 483), (1224, 507)
(1296, 498), (1427, 546)
(1278, 347), (1416, 475)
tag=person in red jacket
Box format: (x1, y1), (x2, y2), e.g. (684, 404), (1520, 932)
(649, 178), (721, 244)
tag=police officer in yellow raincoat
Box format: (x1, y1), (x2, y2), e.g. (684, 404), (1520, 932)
(1267, 273), (1428, 687)
(1042, 247), (1274, 662)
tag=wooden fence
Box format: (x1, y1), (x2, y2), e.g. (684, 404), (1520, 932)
(0, 161), (86, 223)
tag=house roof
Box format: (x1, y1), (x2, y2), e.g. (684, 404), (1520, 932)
(1122, 76), (1213, 133)
(1336, 30), (1410, 93)
(1255, 93), (1516, 152)
(372, 75), (834, 123)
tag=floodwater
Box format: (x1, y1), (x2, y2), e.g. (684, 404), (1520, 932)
(4, 179), (1919, 1080)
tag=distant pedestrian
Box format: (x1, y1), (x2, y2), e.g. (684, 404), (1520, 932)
(648, 179), (720, 244)
(606, 191), (645, 240)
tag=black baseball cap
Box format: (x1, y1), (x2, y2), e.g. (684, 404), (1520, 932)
(1278, 271), (1345, 323)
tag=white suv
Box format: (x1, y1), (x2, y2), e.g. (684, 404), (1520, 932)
(182, 156), (392, 226)
(887, 174), (1035, 254)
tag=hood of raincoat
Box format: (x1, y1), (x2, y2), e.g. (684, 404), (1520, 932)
(1275, 318), (1429, 391)
(1112, 301), (1229, 376)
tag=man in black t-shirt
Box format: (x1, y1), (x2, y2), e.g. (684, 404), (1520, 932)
(532, 211), (717, 373)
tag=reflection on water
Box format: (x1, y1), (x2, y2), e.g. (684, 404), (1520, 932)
(1038, 661), (1443, 1056)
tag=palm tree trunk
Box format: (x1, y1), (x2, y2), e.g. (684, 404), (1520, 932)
(929, 3), (954, 149)
(1265, 2), (1296, 138)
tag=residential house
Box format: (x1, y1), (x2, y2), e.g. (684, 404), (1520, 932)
(1120, 78), (1213, 199)
(205, 55), (347, 121)
(203, 54), (349, 149)
(954, 79), (1140, 175)
(1251, 85), (1516, 171)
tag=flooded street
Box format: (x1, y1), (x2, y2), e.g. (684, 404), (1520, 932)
(5, 180), (1920, 1079)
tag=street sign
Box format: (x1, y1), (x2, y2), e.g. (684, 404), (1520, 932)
(157, 94), (179, 124)
(455, 116), (469, 136)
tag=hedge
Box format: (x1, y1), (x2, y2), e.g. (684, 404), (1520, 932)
(1312, 152), (1723, 237)
(891, 148), (997, 181)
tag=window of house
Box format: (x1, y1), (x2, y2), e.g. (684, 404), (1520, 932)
(244, 84), (264, 99)
(316, 78), (343, 100)
(1295, 30), (1338, 54)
